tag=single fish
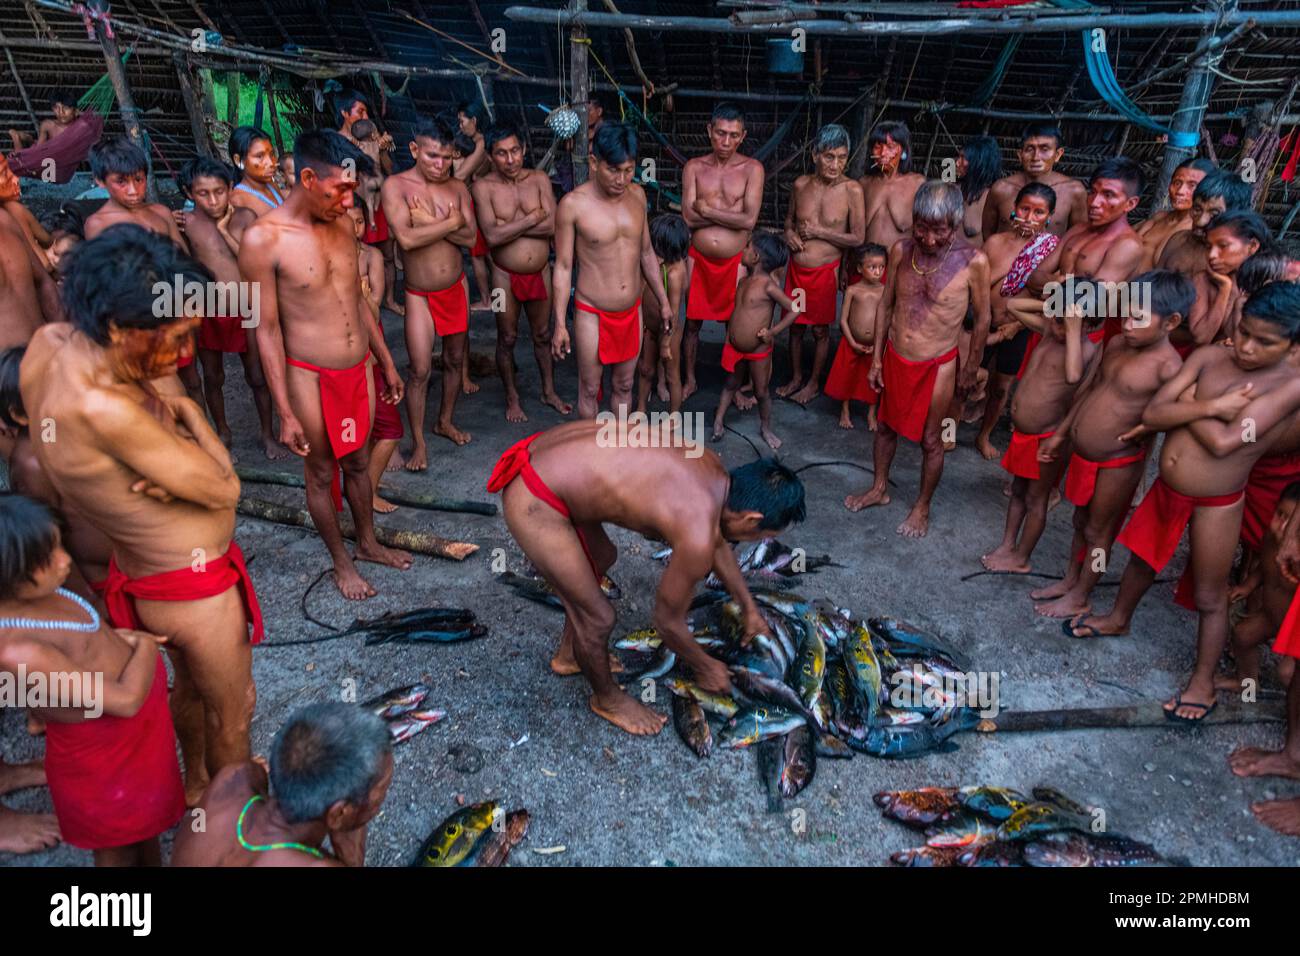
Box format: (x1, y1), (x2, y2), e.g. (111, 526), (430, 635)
(1031, 786), (1092, 817)
(717, 705), (805, 749)
(778, 725), (816, 798)
(340, 606), (477, 638)
(996, 802), (1092, 842)
(842, 624), (882, 726)
(367, 625), (488, 645)
(958, 840), (1025, 867)
(852, 708), (978, 759)
(499, 571), (620, 609)
(672, 693), (712, 758)
(619, 648), (676, 684)
(873, 788), (962, 828)
(957, 786), (1030, 822)
(925, 812), (996, 849)
(756, 737), (784, 813)
(726, 644), (786, 683)
(748, 587), (811, 620)
(411, 801), (499, 866)
(890, 844), (966, 867)
(793, 623), (827, 717)
(613, 627), (660, 652)
(824, 658), (861, 738)
(360, 683), (431, 719)
(729, 667), (808, 717)
(662, 676), (739, 718)
(867, 617), (969, 670)
(463, 809), (531, 867)
(387, 707), (446, 744)
(1023, 831), (1161, 868)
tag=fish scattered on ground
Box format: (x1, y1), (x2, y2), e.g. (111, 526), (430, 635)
(411, 801), (499, 866)
(360, 683), (431, 719)
(499, 570), (621, 610)
(778, 724), (816, 798)
(1022, 831), (1161, 868)
(386, 707), (446, 744)
(348, 606), (487, 646)
(656, 537), (841, 586)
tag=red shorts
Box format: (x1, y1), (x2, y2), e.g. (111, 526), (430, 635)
(409, 280), (469, 337)
(878, 342), (959, 443)
(577, 298), (641, 365)
(1273, 587), (1300, 660)
(1001, 429), (1053, 481)
(506, 268), (548, 303)
(823, 337), (877, 404)
(1063, 449), (1146, 507)
(1116, 476), (1244, 573)
(44, 656), (184, 849)
(784, 259), (839, 326)
(686, 247), (743, 322)
(286, 355), (372, 462)
(363, 204), (389, 244)
(197, 314), (248, 354)
(371, 363), (403, 441)
(1241, 452), (1300, 551)
(721, 340), (772, 374)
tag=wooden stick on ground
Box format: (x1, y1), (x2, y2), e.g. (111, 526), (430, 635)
(974, 699), (1284, 734)
(235, 466), (498, 516)
(237, 495), (479, 561)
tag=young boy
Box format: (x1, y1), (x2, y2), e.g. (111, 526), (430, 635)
(0, 494), (183, 866)
(1067, 281), (1300, 724)
(181, 157), (284, 460)
(1030, 270), (1189, 618)
(636, 215), (689, 416)
(279, 153), (296, 195)
(1184, 209), (1273, 352)
(825, 243), (886, 430)
(349, 119), (403, 318)
(83, 137), (186, 248)
(711, 232), (801, 450)
(981, 285), (1104, 574)
(347, 204), (405, 513)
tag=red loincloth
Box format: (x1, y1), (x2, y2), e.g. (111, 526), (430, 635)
(103, 541), (264, 644)
(576, 298), (641, 365)
(1064, 449), (1147, 508)
(823, 337), (877, 404)
(505, 267), (548, 303)
(371, 363), (403, 441)
(720, 340), (772, 374)
(363, 204), (389, 244)
(472, 228), (488, 257)
(1001, 429), (1053, 481)
(1116, 476), (1243, 573)
(43, 656), (184, 849)
(285, 355), (372, 462)
(784, 259), (839, 326)
(686, 247), (743, 322)
(878, 342), (958, 443)
(1241, 451), (1300, 551)
(1273, 587), (1300, 660)
(408, 281), (469, 337)
(197, 314), (248, 354)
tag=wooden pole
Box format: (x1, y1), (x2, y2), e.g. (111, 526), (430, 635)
(173, 50), (214, 158)
(91, 3), (154, 199)
(569, 0), (590, 186)
(0, 35), (38, 131)
(266, 85), (286, 157)
(226, 70), (240, 127)
(1153, 32), (1217, 212)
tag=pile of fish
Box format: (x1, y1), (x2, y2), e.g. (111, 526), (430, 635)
(411, 801), (531, 867)
(361, 683), (446, 744)
(347, 607), (487, 645)
(876, 785), (1162, 867)
(653, 537), (840, 587)
(498, 570), (622, 610)
(613, 585), (981, 802)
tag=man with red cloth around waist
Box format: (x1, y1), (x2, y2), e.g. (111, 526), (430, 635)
(20, 226), (261, 807)
(845, 181), (991, 538)
(487, 421), (806, 736)
(1065, 282), (1300, 726)
(551, 123), (674, 420)
(680, 102), (765, 399)
(776, 124), (865, 406)
(471, 121), (571, 424)
(242, 130), (411, 608)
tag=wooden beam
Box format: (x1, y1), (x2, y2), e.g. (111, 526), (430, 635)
(1152, 30), (1217, 211)
(91, 3), (153, 199)
(225, 69), (240, 127)
(570, 0), (589, 186)
(172, 50), (214, 158)
(350, 0), (389, 59)
(266, 85), (285, 157)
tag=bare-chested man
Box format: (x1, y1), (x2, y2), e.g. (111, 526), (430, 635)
(21, 225), (262, 805)
(982, 123), (1087, 242)
(6, 90), (78, 151)
(1135, 157), (1215, 271)
(241, 130), (411, 600)
(680, 103), (765, 398)
(778, 124), (866, 404)
(551, 123), (674, 419)
(471, 121), (570, 423)
(1156, 168), (1252, 275)
(858, 121), (926, 249)
(0, 201), (63, 350)
(845, 182), (991, 537)
(382, 116), (477, 455)
(488, 422), (806, 734)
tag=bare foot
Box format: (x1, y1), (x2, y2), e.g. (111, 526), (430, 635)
(981, 548), (1030, 573)
(1033, 594), (1090, 619)
(1047, 488), (1062, 512)
(0, 759), (46, 795)
(184, 770), (211, 809)
(845, 487), (890, 512)
(711, 427), (724, 443)
(333, 561), (378, 600)
(1030, 580), (1071, 601)
(263, 436), (291, 461)
(867, 409), (877, 432)
(470, 299), (491, 313)
(760, 427), (782, 451)
(657, 380), (670, 402)
(1252, 796), (1300, 836)
(1228, 746), (1300, 780)
(976, 436), (1001, 461)
(0, 808), (61, 854)
(734, 392), (757, 411)
(461, 377), (480, 396)
(776, 378), (804, 399)
(790, 384), (820, 406)
(897, 505), (930, 538)
(550, 650), (624, 676)
(541, 391), (573, 415)
(405, 443), (429, 471)
(505, 400), (528, 424)
(682, 380), (698, 401)
(384, 298), (406, 317)
(589, 690), (667, 735)
(1214, 671), (1254, 693)
(372, 495), (398, 514)
(433, 423), (472, 446)
(385, 451), (407, 473)
(1064, 612), (1128, 638)
(355, 542), (413, 571)
(838, 409), (854, 430)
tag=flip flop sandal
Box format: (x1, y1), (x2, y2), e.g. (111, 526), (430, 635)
(1062, 616), (1118, 639)
(1163, 697), (1218, 724)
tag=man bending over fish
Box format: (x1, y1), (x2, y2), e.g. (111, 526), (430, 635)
(488, 421), (806, 735)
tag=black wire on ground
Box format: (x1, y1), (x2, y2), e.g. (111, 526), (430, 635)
(959, 569), (1174, 588)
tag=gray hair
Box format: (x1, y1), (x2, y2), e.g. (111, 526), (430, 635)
(812, 123), (850, 155)
(913, 180), (964, 230)
(270, 703), (392, 824)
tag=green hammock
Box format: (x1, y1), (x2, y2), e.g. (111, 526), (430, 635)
(78, 50), (131, 115)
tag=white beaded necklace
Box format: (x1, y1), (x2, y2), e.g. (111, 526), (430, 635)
(0, 588), (101, 632)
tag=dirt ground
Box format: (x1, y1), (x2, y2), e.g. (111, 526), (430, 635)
(3, 182), (1298, 866)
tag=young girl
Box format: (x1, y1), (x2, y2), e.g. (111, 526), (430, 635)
(228, 126), (283, 217)
(636, 215), (690, 416)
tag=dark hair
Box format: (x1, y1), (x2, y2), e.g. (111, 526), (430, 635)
(1060, 277), (1108, 328)
(293, 128), (373, 183)
(591, 122), (637, 165)
(1280, 481), (1300, 507)
(727, 459), (806, 531)
(959, 136), (1003, 203)
(179, 156), (235, 195)
(456, 100), (487, 125)
(750, 230), (788, 274)
(649, 214), (690, 264)
(89, 136), (147, 181)
(1205, 209), (1274, 252)
(1015, 181), (1058, 213)
(711, 102), (746, 127)
(1237, 251), (1292, 296)
(413, 114), (459, 150)
(0, 494), (60, 601)
(1175, 157), (1217, 176)
(857, 242), (888, 263)
(485, 121), (524, 153)
(270, 703), (392, 825)
(1241, 281), (1300, 342)
(1132, 269), (1195, 324)
(1090, 156), (1144, 199)
(334, 89), (368, 123)
(868, 120), (913, 174)
(350, 195), (372, 230)
(0, 347), (25, 431)
(50, 90), (76, 110)
(44, 206), (84, 240)
(350, 118), (377, 141)
(229, 126), (272, 168)
(1194, 168), (1252, 211)
(61, 224), (212, 345)
(1020, 122), (1064, 148)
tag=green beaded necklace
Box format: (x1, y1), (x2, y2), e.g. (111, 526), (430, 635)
(237, 795), (326, 860)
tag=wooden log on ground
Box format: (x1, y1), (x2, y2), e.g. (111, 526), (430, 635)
(237, 495), (479, 560)
(974, 699), (1284, 734)
(235, 466), (498, 516)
